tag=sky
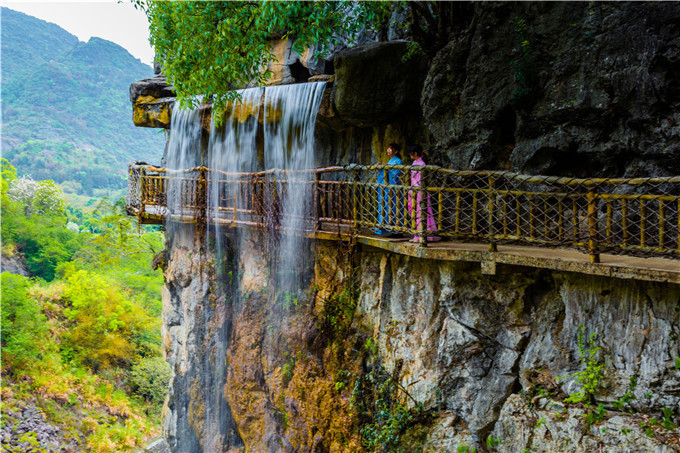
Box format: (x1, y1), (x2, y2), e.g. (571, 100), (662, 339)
(2, 1), (155, 66)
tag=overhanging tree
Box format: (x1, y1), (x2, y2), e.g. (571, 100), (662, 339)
(138, 1), (472, 114)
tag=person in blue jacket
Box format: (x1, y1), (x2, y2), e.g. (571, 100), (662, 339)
(374, 143), (403, 236)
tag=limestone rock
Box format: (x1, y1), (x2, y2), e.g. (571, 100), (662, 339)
(0, 252), (30, 277)
(161, 230), (680, 452)
(132, 97), (174, 129)
(421, 2), (680, 176)
(129, 76), (175, 128)
(491, 394), (680, 452)
(130, 75), (175, 102)
(332, 41), (427, 127)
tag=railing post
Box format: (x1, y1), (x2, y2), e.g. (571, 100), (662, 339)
(418, 166), (428, 247)
(199, 166), (207, 223)
(587, 187), (600, 263)
(136, 166), (146, 223)
(314, 171), (320, 231)
(233, 174), (238, 223)
(139, 167), (147, 206)
(488, 175), (497, 252)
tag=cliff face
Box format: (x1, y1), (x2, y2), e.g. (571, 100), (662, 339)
(146, 3), (680, 452)
(421, 2), (680, 177)
(161, 227), (680, 452)
(320, 2), (680, 175)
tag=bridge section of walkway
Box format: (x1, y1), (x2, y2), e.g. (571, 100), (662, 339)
(126, 164), (680, 284)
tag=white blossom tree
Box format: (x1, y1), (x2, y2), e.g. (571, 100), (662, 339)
(7, 177), (66, 217)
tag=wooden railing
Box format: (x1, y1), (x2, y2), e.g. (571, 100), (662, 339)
(127, 164), (680, 261)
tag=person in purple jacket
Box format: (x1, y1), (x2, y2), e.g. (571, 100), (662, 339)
(408, 144), (441, 243)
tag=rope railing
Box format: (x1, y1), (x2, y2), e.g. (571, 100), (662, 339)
(127, 163), (680, 261)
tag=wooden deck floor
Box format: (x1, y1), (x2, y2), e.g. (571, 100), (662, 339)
(309, 227), (679, 284)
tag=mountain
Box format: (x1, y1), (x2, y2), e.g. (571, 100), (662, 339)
(0, 7), (79, 86)
(1, 7), (165, 196)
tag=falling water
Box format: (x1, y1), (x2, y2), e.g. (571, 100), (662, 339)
(165, 105), (204, 233)
(207, 87), (265, 259)
(162, 82), (326, 453)
(264, 82), (326, 291)
(204, 81), (326, 290)
(201, 87), (265, 453)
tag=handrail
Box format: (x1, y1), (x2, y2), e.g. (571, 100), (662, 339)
(128, 163), (680, 185)
(127, 163), (680, 261)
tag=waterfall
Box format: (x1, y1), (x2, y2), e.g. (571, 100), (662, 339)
(263, 82), (326, 291)
(164, 105), (204, 237)
(162, 82), (326, 453)
(207, 87), (265, 261)
(202, 82), (326, 292)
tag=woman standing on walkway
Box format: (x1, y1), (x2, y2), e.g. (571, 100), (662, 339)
(374, 143), (403, 236)
(408, 145), (440, 243)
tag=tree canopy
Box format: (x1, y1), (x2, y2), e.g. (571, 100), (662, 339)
(142, 1), (390, 111)
(140, 1), (472, 114)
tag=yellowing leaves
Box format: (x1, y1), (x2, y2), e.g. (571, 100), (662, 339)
(58, 269), (155, 371)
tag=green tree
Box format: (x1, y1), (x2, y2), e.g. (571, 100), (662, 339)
(1, 197), (82, 280)
(1, 157), (18, 195)
(68, 197), (164, 312)
(141, 1), (474, 116)
(60, 269), (156, 371)
(6, 176), (66, 217)
(128, 356), (171, 405)
(0, 272), (52, 372)
(32, 180), (66, 216)
(140, 1), (415, 113)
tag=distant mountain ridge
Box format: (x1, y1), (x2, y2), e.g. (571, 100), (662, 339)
(1, 7), (164, 196)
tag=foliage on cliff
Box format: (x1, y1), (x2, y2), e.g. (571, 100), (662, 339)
(1, 7), (164, 197)
(140, 0), (472, 114)
(1, 160), (167, 451)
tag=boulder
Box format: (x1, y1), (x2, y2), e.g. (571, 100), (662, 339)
(129, 75), (175, 103)
(129, 75), (175, 128)
(332, 41), (427, 127)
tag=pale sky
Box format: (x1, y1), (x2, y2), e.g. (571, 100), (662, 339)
(1, 1), (155, 66)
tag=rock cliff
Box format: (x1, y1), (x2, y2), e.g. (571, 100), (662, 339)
(138, 3), (680, 452)
(420, 2), (680, 177)
(161, 226), (680, 452)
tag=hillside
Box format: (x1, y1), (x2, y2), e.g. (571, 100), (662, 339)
(1, 7), (165, 196)
(1, 160), (167, 451)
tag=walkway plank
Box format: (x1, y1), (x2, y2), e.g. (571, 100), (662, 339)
(315, 231), (680, 284)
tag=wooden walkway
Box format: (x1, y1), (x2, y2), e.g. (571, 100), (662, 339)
(127, 164), (680, 284)
(302, 226), (679, 285)
(355, 234), (680, 284)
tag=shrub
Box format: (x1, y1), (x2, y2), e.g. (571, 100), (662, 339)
(0, 272), (52, 372)
(128, 356), (171, 405)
